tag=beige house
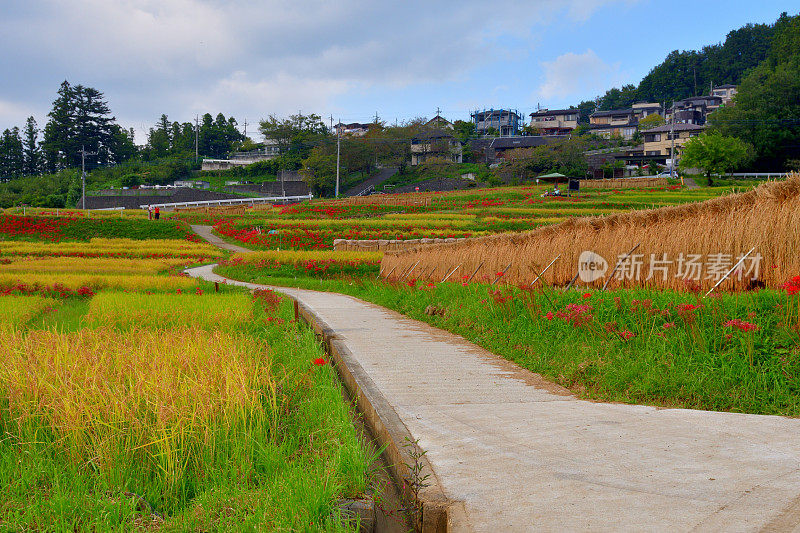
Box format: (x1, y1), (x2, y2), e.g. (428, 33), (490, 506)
(711, 84), (738, 104)
(641, 123), (704, 157)
(528, 109), (579, 135)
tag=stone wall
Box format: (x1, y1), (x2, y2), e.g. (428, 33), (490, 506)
(333, 237), (468, 252)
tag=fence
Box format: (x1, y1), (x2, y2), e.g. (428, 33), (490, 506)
(579, 177), (668, 189)
(140, 194), (312, 211)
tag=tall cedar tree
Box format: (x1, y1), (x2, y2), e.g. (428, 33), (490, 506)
(42, 81), (134, 172)
(0, 127), (25, 177)
(22, 117), (41, 175)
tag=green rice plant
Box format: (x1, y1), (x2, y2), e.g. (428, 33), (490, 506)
(0, 296), (57, 327)
(85, 292), (253, 330)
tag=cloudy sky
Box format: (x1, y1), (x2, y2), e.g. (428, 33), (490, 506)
(0, 1), (793, 142)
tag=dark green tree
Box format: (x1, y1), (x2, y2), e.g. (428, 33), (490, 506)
(680, 132), (753, 185)
(22, 117), (41, 175)
(0, 127), (25, 177)
(709, 13), (800, 168)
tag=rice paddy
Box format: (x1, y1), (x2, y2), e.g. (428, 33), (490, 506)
(0, 235), (371, 530)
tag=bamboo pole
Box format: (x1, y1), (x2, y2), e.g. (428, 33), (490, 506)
(602, 243), (641, 291)
(466, 262), (484, 283)
(441, 264), (462, 283)
(530, 255), (560, 287)
(491, 263), (513, 286)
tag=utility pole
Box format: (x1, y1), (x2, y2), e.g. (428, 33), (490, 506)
(670, 100), (675, 177)
(194, 115), (199, 163)
(335, 117), (341, 197)
(436, 107), (441, 128)
(78, 145), (96, 210)
(243, 118), (247, 138)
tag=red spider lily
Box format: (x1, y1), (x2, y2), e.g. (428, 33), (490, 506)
(554, 303), (593, 327)
(781, 277), (800, 295)
(619, 330), (635, 340)
(545, 311), (554, 320)
(176, 288), (182, 295)
(582, 293), (591, 299)
(495, 271), (504, 277)
(724, 319), (759, 333)
(312, 357), (327, 366)
(195, 287), (203, 295)
(662, 322), (675, 330)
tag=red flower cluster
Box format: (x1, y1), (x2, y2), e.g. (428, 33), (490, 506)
(312, 357), (327, 366)
(781, 276), (800, 295)
(0, 215), (70, 241)
(1, 282), (94, 298)
(554, 303), (593, 327)
(724, 319), (759, 333)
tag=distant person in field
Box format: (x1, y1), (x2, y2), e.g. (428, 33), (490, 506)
(154, 206), (160, 220)
(148, 206), (153, 220)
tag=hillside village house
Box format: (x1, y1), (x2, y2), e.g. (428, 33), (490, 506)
(667, 95), (723, 125)
(589, 108), (638, 139)
(410, 129), (463, 165)
(641, 123), (704, 158)
(711, 84), (738, 104)
(471, 109), (521, 136)
(588, 103), (663, 140)
(528, 109), (579, 135)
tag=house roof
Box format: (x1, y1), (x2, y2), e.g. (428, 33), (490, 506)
(590, 108), (635, 117)
(489, 135), (569, 150)
(424, 115), (454, 128)
(471, 109), (520, 119)
(714, 84), (737, 89)
(413, 129), (455, 141)
(644, 123), (705, 134)
(672, 96), (722, 107)
(529, 109), (576, 117)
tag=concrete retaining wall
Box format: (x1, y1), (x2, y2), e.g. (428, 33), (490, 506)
(334, 238), (469, 252)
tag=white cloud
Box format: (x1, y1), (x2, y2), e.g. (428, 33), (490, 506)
(1, 0), (642, 134)
(0, 100), (38, 129)
(537, 49), (625, 100)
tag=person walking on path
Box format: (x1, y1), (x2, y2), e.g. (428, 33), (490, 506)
(154, 206), (160, 220)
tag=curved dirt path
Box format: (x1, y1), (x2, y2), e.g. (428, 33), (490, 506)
(185, 261), (800, 532)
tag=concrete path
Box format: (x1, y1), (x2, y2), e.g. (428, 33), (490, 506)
(187, 264), (800, 532)
(190, 224), (252, 253)
(684, 177), (701, 189)
(343, 167), (399, 197)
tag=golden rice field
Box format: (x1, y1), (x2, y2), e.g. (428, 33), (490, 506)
(0, 272), (198, 292)
(230, 249), (383, 265)
(0, 237), (223, 259)
(0, 284), (368, 530)
(381, 175), (800, 291)
(0, 256), (189, 274)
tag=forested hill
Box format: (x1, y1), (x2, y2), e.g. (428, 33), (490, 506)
(587, 13), (789, 112)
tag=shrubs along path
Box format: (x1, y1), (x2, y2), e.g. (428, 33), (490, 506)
(188, 263), (800, 532)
